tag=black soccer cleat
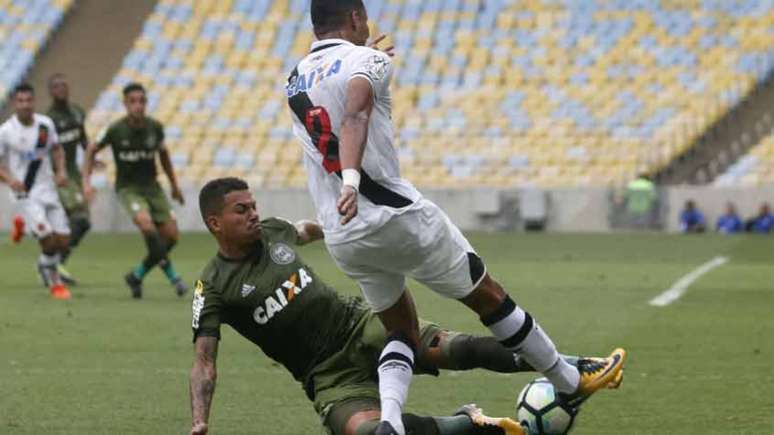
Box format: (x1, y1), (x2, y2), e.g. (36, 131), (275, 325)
(57, 264), (78, 286)
(172, 277), (189, 297)
(374, 421), (400, 435)
(124, 272), (143, 299)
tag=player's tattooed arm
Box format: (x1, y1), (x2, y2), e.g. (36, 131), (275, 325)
(51, 143), (67, 186)
(159, 147), (184, 205)
(337, 77), (375, 225)
(190, 336), (219, 435)
(295, 219), (324, 245)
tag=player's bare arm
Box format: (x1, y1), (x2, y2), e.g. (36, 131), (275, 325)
(51, 143), (68, 187)
(190, 336), (219, 435)
(0, 162), (24, 192)
(159, 147), (184, 205)
(337, 77), (374, 225)
(81, 142), (101, 201)
(294, 219), (324, 245)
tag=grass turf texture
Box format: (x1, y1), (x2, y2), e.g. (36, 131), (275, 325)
(1, 232), (772, 434)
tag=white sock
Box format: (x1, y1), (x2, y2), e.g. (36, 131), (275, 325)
(38, 253), (61, 286)
(483, 296), (579, 394)
(378, 338), (414, 435)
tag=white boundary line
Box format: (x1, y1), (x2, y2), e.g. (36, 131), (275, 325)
(649, 256), (729, 307)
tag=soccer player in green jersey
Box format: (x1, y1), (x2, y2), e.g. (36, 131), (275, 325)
(46, 73), (91, 284)
(189, 178), (622, 435)
(82, 82), (187, 298)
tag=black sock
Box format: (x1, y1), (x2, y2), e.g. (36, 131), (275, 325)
(141, 231), (167, 271)
(62, 216), (91, 264)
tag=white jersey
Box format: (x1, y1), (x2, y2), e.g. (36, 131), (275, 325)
(0, 113), (60, 203)
(287, 38), (423, 244)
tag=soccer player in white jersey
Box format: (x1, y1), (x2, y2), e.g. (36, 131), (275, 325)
(287, 2), (626, 434)
(0, 83), (71, 300)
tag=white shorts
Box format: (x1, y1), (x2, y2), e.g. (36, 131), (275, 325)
(18, 197), (70, 239)
(326, 199), (486, 313)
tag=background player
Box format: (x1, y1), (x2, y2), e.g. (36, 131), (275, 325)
(47, 73), (91, 284)
(190, 178), (624, 435)
(82, 82), (187, 298)
(287, 2), (626, 433)
(0, 83), (71, 300)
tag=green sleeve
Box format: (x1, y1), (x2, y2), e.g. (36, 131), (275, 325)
(156, 120), (166, 150)
(192, 279), (223, 341)
(261, 217), (299, 246)
(96, 125), (112, 150)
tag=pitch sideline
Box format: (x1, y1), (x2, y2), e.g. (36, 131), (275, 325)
(649, 256), (729, 307)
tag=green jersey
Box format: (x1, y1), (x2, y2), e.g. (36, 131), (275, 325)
(192, 218), (369, 385)
(47, 102), (87, 183)
(97, 116), (165, 190)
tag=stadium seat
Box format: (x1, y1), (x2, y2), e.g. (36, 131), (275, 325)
(85, 0), (774, 188)
(0, 0), (73, 104)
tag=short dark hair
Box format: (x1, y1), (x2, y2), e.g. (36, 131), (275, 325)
(122, 82), (146, 97)
(13, 83), (34, 96)
(311, 0), (365, 35)
(199, 177), (249, 230)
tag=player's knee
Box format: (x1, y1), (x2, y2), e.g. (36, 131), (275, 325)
(134, 214), (155, 233)
(464, 274), (506, 317)
(39, 236), (57, 255)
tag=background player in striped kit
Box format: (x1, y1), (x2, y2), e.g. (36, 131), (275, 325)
(0, 83), (71, 299)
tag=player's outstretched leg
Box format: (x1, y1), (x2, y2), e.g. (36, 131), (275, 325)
(461, 274), (625, 403)
(329, 399), (523, 435)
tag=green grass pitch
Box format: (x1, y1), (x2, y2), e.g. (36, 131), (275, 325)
(1, 231), (773, 434)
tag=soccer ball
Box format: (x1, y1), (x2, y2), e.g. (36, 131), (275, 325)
(516, 378), (577, 434)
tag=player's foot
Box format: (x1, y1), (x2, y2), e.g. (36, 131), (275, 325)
(10, 215), (25, 244)
(57, 264), (78, 286)
(456, 404), (525, 435)
(374, 421), (399, 435)
(560, 348), (627, 407)
(172, 277), (188, 297)
(50, 283), (71, 300)
(124, 272), (143, 299)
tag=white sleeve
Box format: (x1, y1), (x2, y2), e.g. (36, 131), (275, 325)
(44, 117), (59, 147)
(348, 48), (392, 99)
(0, 126), (7, 159)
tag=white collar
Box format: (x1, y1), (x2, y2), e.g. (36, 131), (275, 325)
(310, 38), (354, 52)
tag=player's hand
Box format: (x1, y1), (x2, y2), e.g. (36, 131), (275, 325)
(368, 34), (395, 57)
(337, 185), (358, 225)
(190, 422), (208, 435)
(8, 179), (25, 193)
(55, 173), (68, 187)
(171, 186), (185, 205)
(83, 183), (95, 203)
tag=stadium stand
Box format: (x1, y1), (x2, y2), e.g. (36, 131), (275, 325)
(715, 129), (774, 186)
(0, 0), (73, 103)
(85, 0), (774, 188)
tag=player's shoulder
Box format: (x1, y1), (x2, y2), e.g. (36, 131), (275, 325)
(260, 217), (296, 238)
(197, 257), (223, 292)
(34, 113), (55, 127)
(344, 45), (390, 65)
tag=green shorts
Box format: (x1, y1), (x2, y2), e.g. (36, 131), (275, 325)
(309, 312), (442, 433)
(117, 183), (173, 224)
(57, 178), (87, 216)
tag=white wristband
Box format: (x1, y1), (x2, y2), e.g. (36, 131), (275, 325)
(342, 168), (361, 191)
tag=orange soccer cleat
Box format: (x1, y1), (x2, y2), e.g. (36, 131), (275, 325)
(10, 215), (25, 244)
(50, 284), (72, 300)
